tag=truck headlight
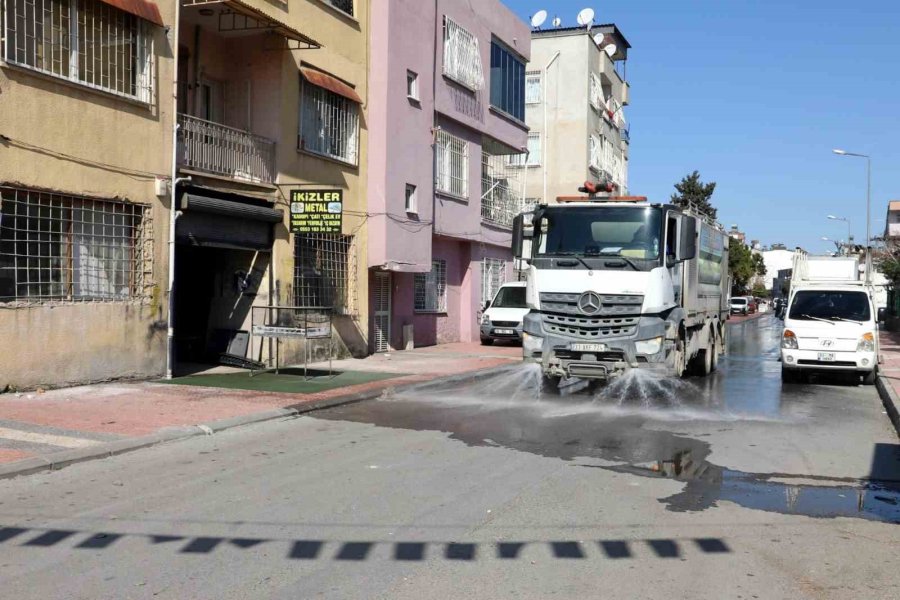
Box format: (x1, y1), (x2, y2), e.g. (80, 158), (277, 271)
(782, 329), (798, 349)
(634, 336), (663, 355)
(857, 332), (875, 352)
(481, 314), (491, 325)
(522, 332), (543, 354)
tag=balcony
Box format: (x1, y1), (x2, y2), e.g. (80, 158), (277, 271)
(177, 114), (276, 185)
(481, 152), (525, 228)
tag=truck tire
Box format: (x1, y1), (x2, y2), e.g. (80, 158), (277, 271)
(709, 331), (720, 373)
(690, 331), (714, 377)
(671, 333), (687, 378)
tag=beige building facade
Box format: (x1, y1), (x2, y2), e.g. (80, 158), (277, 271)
(523, 25), (631, 204)
(1, 0), (370, 390)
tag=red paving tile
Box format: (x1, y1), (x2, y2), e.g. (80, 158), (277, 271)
(0, 449), (33, 464)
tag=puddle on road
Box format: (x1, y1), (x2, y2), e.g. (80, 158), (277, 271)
(595, 449), (900, 524)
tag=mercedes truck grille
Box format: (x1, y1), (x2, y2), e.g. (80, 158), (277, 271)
(539, 293), (643, 338)
(544, 314), (639, 338)
(539, 293), (644, 316)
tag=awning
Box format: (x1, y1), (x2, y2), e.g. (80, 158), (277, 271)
(183, 0), (321, 48)
(100, 0), (164, 27)
(301, 67), (362, 104)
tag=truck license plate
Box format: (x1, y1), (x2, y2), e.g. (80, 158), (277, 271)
(494, 328), (514, 335)
(817, 352), (835, 362)
(571, 343), (607, 352)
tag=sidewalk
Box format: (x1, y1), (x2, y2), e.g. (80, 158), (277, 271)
(876, 330), (900, 437)
(0, 342), (522, 477)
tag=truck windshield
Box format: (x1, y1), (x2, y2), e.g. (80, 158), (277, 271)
(491, 286), (527, 308)
(789, 290), (871, 322)
(536, 207), (662, 266)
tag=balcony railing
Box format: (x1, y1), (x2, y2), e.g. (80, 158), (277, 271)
(481, 152), (525, 228)
(177, 114), (276, 184)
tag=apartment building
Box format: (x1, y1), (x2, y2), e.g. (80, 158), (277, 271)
(0, 0), (369, 389)
(366, 0), (530, 350)
(523, 24), (631, 204)
(173, 0), (370, 371)
(1, 0), (177, 389)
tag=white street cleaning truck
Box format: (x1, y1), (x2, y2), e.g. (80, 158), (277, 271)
(511, 192), (730, 387)
(780, 249), (881, 384)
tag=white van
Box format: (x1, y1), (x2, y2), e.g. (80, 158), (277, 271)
(781, 283), (879, 384)
(480, 282), (529, 345)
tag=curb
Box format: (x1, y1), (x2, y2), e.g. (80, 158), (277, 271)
(875, 374), (900, 438)
(0, 362), (516, 481)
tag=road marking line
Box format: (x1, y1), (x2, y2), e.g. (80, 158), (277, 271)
(0, 427), (100, 449)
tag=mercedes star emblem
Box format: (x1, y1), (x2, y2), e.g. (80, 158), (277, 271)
(578, 292), (602, 315)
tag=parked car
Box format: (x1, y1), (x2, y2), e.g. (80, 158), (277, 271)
(730, 297), (749, 315)
(747, 297), (759, 313)
(480, 282), (529, 345)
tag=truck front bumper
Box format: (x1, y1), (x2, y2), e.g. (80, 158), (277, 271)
(781, 349), (876, 372)
(523, 314), (669, 380)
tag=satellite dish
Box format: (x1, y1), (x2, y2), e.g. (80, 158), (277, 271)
(604, 43), (617, 57)
(552, 16), (562, 27)
(530, 10), (547, 28)
(576, 7), (595, 27)
(592, 32), (605, 46)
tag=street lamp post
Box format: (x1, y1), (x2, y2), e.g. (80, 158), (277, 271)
(832, 149), (871, 247)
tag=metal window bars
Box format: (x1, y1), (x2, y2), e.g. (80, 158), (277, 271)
(482, 151), (525, 228)
(435, 129), (468, 198)
(299, 81), (359, 165)
(589, 73), (606, 112)
(2, 0), (154, 103)
(178, 114), (276, 184)
(0, 186), (151, 303)
(481, 257), (507, 305)
(507, 133), (540, 168)
(292, 233), (355, 315)
(442, 16), (483, 90)
(525, 71), (541, 104)
(414, 259), (446, 312)
(325, 0), (353, 17)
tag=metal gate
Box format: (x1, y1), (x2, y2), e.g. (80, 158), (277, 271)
(373, 272), (391, 352)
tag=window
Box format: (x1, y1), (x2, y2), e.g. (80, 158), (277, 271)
(415, 260), (447, 312)
(589, 73), (605, 111)
(406, 70), (419, 100)
(293, 234), (354, 312)
(590, 134), (604, 172)
(481, 258), (508, 305)
(443, 16), (483, 90)
(508, 133), (541, 167)
(405, 184), (417, 214)
(525, 72), (541, 104)
(0, 186), (149, 302)
(324, 0), (353, 17)
(2, 0), (154, 102)
(489, 40), (525, 121)
(435, 129), (468, 198)
(300, 80), (360, 165)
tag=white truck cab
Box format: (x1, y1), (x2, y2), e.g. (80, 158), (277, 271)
(781, 251), (879, 384)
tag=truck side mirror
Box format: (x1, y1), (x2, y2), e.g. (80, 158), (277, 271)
(512, 212), (534, 260)
(678, 217), (697, 261)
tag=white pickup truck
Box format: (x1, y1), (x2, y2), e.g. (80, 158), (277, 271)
(781, 250), (881, 384)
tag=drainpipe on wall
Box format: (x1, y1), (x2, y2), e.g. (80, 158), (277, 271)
(542, 51), (560, 204)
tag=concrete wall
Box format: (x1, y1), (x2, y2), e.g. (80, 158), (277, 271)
(0, 1), (178, 389)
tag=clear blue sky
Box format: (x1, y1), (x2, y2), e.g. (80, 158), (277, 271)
(509, 0), (900, 251)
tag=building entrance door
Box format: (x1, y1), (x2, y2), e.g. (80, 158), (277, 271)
(372, 272), (391, 353)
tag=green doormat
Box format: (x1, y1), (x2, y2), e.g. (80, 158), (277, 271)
(158, 368), (404, 394)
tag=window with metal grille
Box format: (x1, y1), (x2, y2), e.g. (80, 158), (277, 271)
(489, 40), (525, 121)
(299, 80), (360, 165)
(0, 186), (150, 302)
(435, 129), (468, 198)
(525, 72), (541, 104)
(293, 233), (353, 312)
(589, 73), (605, 111)
(507, 132), (541, 167)
(442, 16), (483, 90)
(324, 0), (353, 17)
(590, 134), (604, 172)
(1, 0), (154, 103)
(481, 258), (507, 305)
(414, 259), (446, 313)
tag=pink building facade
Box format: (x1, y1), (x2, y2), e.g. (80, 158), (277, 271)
(367, 0), (530, 351)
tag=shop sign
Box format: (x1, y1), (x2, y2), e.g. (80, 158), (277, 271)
(290, 190), (343, 234)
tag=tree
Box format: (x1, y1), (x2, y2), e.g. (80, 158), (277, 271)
(671, 170), (718, 220)
(728, 238), (755, 294)
(752, 253), (766, 278)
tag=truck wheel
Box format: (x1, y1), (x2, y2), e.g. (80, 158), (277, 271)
(862, 370), (877, 385)
(710, 331), (720, 373)
(690, 332), (714, 377)
(671, 335), (687, 378)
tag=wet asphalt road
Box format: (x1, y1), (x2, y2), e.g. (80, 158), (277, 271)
(1, 315), (899, 599)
